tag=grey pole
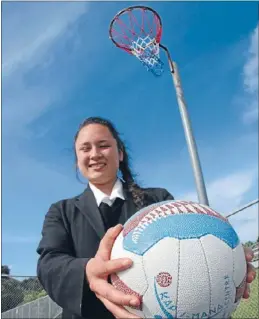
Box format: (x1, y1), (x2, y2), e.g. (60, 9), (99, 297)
(160, 44), (209, 206)
(226, 198), (259, 219)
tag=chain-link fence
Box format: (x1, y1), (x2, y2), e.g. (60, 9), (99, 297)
(1, 276), (61, 318)
(1, 200), (258, 318)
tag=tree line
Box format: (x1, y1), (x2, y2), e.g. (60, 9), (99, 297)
(243, 236), (259, 249)
(1, 265), (47, 313)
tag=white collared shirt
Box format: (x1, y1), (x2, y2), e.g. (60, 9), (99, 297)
(89, 178), (125, 207)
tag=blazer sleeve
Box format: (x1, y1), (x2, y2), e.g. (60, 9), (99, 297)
(36, 203), (90, 317)
(161, 188), (175, 201)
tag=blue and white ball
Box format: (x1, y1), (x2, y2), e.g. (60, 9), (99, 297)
(111, 200), (247, 319)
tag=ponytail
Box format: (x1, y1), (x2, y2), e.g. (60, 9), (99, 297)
(119, 147), (145, 209)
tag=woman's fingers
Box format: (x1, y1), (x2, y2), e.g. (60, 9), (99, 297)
(102, 258), (133, 276)
(97, 294), (141, 319)
(91, 280), (140, 307)
(90, 257), (133, 278)
(243, 246), (254, 262)
(246, 262), (256, 283)
(243, 261), (256, 298)
(242, 283), (250, 299)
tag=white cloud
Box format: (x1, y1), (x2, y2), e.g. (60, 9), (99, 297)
(229, 204), (258, 244)
(2, 235), (40, 244)
(244, 24), (258, 94)
(2, 148), (83, 248)
(242, 24), (258, 124)
(2, 2), (89, 138)
(180, 168), (257, 212)
(2, 2), (89, 77)
(180, 167), (258, 243)
(2, 78), (59, 134)
(207, 169), (256, 211)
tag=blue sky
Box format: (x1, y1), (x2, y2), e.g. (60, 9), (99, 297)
(2, 1), (258, 276)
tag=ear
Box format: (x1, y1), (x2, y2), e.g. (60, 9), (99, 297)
(119, 150), (124, 162)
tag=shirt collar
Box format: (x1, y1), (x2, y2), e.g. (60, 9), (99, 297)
(89, 178), (125, 207)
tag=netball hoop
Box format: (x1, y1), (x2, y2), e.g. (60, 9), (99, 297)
(109, 6), (210, 206)
(109, 6), (164, 76)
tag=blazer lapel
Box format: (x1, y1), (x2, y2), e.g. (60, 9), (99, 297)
(75, 186), (106, 239)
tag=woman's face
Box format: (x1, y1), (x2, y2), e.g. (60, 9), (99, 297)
(75, 124), (123, 186)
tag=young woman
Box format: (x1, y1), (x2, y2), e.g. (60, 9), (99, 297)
(37, 117), (256, 319)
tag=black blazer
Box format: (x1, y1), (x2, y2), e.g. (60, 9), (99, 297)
(36, 184), (174, 319)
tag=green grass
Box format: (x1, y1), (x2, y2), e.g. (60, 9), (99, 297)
(232, 270), (258, 319)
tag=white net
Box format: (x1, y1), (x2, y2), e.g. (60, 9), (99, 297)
(131, 35), (160, 67)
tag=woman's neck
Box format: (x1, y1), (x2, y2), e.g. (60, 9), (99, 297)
(92, 178), (117, 196)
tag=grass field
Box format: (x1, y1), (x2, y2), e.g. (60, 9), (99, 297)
(232, 270), (258, 319)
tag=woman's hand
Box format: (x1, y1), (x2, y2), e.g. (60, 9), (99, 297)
(242, 246), (257, 299)
(86, 224), (141, 318)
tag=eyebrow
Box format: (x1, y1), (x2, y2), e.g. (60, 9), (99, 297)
(79, 139), (110, 146)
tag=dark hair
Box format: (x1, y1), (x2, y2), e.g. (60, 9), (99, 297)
(74, 117), (145, 209)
